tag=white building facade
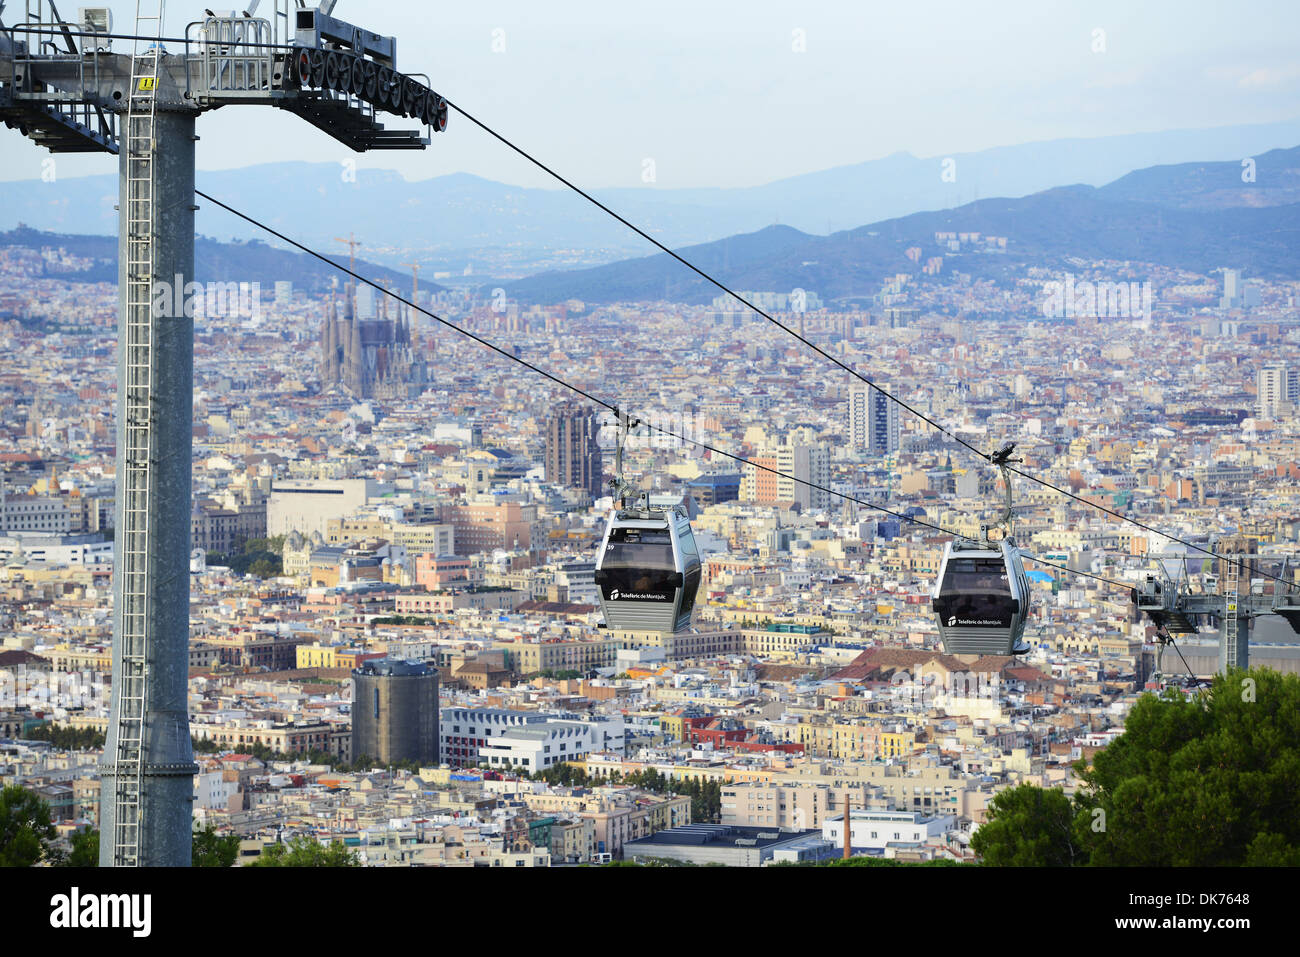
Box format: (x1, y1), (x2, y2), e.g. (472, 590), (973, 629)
(822, 809), (953, 852)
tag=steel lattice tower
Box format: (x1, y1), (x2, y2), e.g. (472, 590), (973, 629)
(1, 0), (447, 865)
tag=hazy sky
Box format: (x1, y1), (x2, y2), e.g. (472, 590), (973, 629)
(2, 0), (1299, 187)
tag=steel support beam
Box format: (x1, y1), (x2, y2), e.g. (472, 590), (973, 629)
(1219, 609), (1250, 676)
(5, 1), (441, 868)
(98, 108), (198, 868)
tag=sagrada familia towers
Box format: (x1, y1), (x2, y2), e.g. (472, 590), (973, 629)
(319, 282), (428, 399)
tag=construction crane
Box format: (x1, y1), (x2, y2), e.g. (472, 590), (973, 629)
(1, 0), (447, 866)
(335, 233), (362, 274)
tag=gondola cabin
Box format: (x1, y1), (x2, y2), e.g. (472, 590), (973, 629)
(932, 539), (1031, 656)
(594, 504), (701, 633)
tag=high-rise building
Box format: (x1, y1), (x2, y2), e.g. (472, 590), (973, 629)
(1220, 268), (1241, 309)
(351, 659), (440, 766)
(440, 499), (538, 555)
(1257, 363), (1298, 419)
(684, 473), (742, 507)
(740, 440), (831, 511)
(545, 402), (603, 499)
(848, 384), (899, 454)
(882, 307), (919, 328)
(740, 451), (782, 504)
(784, 443), (831, 512)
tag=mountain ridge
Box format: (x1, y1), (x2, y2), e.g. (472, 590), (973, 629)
(1, 119), (1297, 269)
(505, 150), (1300, 304)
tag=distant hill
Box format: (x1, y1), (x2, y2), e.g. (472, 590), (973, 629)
(501, 224), (815, 305)
(506, 180), (1300, 305)
(0, 224), (433, 294)
(1, 119), (1298, 265)
(595, 120), (1300, 236)
(1096, 145), (1300, 209)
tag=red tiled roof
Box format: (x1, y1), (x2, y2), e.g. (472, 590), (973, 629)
(966, 655), (1018, 672)
(0, 650), (50, 668)
(1005, 665), (1052, 682)
(830, 647), (942, 679)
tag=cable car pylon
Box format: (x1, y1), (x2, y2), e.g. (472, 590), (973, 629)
(0, 0), (448, 866)
(1134, 550), (1300, 678)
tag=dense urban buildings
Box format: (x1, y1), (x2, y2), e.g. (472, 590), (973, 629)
(740, 439), (832, 511)
(2, 174), (1299, 871)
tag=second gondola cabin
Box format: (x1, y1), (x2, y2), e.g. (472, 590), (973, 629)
(594, 504), (701, 633)
(932, 538), (1031, 656)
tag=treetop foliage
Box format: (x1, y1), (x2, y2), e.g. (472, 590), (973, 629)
(972, 668), (1300, 867)
(249, 835), (360, 867)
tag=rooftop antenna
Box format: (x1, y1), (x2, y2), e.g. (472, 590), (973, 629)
(1, 0), (447, 867)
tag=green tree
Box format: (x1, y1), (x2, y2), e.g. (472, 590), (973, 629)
(973, 669), (1300, 867)
(0, 785), (58, 867)
(971, 783), (1085, 866)
(698, 779), (723, 823)
(1076, 669), (1300, 867)
(1244, 831), (1300, 866)
(603, 856), (697, 867)
(25, 723), (106, 750)
(234, 741), (278, 763)
(211, 537), (285, 577)
(350, 753), (374, 771)
(248, 558), (279, 579)
(534, 762), (589, 788)
(62, 827), (100, 867)
(244, 535), (286, 556)
(249, 835), (360, 867)
(192, 823), (240, 867)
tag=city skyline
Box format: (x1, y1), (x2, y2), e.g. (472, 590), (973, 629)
(0, 0), (1296, 903)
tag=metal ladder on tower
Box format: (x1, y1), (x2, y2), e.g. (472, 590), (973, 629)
(1224, 553), (1241, 671)
(111, 0), (165, 869)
